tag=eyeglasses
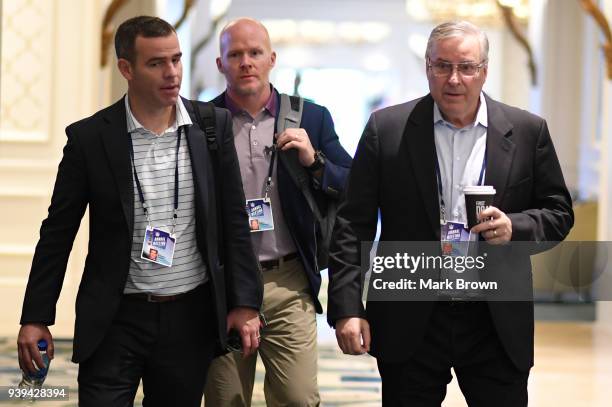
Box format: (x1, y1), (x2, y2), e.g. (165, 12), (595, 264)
(427, 60), (487, 77)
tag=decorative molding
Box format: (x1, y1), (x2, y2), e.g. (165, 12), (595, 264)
(0, 245), (36, 256)
(100, 0), (129, 67)
(579, 0), (612, 80)
(0, 130), (48, 143)
(0, 158), (58, 169)
(0, 187), (50, 197)
(497, 0), (537, 86)
(0, 277), (29, 286)
(0, 0), (53, 143)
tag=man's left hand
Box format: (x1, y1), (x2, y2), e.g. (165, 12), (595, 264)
(276, 128), (315, 167)
(226, 307), (261, 358)
(470, 206), (512, 244)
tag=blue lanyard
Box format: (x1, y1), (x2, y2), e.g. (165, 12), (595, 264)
(435, 147), (487, 222)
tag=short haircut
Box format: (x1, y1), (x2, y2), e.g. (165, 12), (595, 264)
(425, 21), (489, 62)
(115, 16), (176, 63)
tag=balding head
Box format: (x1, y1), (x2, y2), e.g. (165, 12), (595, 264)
(216, 17), (276, 104)
(219, 18), (272, 55)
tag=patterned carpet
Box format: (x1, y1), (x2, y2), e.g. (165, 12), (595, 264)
(0, 316), (382, 406)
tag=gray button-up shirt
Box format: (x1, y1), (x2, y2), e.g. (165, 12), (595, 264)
(433, 93), (488, 225)
(225, 92), (297, 261)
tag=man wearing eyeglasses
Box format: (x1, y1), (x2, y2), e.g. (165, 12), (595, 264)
(328, 21), (573, 405)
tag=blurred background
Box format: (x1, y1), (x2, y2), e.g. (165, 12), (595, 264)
(1, 0), (612, 405)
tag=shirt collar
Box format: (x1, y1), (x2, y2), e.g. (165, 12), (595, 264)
(124, 94), (192, 134)
(223, 85), (277, 118)
(433, 92), (488, 129)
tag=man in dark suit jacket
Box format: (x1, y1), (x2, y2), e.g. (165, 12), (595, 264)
(204, 18), (352, 406)
(17, 16), (262, 407)
(329, 21), (573, 406)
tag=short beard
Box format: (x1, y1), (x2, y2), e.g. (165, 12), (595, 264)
(233, 85), (259, 97)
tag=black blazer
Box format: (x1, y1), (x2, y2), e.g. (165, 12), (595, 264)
(212, 89), (352, 313)
(328, 94), (574, 371)
(20, 97), (263, 362)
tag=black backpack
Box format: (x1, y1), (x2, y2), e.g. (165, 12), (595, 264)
(275, 94), (340, 271)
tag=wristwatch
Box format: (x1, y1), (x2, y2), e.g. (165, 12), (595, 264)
(308, 150), (326, 173)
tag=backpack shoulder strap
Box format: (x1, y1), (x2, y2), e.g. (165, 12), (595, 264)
(191, 101), (217, 150)
(275, 94), (324, 222)
(276, 93), (304, 133)
(190, 100), (224, 259)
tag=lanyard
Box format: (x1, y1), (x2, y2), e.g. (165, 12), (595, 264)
(435, 147), (486, 223)
(128, 126), (183, 233)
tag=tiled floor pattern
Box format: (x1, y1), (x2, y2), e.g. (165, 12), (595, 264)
(1, 320), (611, 406)
(0, 330), (382, 406)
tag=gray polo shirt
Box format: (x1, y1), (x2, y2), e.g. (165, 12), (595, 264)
(225, 92), (297, 262)
(124, 95), (208, 295)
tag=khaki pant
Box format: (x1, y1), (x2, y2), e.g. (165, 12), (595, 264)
(204, 258), (320, 407)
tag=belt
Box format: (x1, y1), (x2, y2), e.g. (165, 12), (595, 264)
(260, 253), (299, 271)
(124, 283), (204, 303)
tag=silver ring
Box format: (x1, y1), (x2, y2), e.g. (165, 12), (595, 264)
(493, 229), (497, 237)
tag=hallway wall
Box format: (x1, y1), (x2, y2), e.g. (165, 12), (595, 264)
(0, 0), (102, 337)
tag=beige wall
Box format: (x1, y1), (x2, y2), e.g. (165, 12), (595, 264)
(596, 0), (612, 336)
(0, 0), (102, 337)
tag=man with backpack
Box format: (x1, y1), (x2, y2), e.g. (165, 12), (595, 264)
(205, 17), (352, 407)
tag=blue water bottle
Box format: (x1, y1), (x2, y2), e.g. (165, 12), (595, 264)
(18, 339), (50, 388)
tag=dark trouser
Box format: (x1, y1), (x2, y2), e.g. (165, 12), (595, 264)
(78, 283), (216, 407)
(377, 302), (529, 407)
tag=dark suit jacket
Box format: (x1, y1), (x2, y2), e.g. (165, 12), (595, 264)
(20, 97), (263, 363)
(328, 94), (574, 371)
(212, 89), (352, 313)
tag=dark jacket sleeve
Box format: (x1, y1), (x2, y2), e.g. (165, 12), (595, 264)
(327, 113), (380, 326)
(20, 125), (89, 325)
(217, 108), (263, 310)
(507, 119), (574, 243)
(316, 106), (352, 196)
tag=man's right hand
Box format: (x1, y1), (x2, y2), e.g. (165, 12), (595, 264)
(335, 317), (371, 355)
(226, 307), (261, 358)
(17, 323), (54, 375)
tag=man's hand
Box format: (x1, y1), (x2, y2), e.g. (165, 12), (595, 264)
(17, 323), (54, 375)
(226, 307), (261, 358)
(276, 128), (316, 167)
(471, 206), (512, 244)
(335, 317), (371, 355)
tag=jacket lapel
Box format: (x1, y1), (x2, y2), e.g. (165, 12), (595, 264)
(100, 99), (134, 237)
(483, 95), (515, 206)
(403, 95), (441, 239)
